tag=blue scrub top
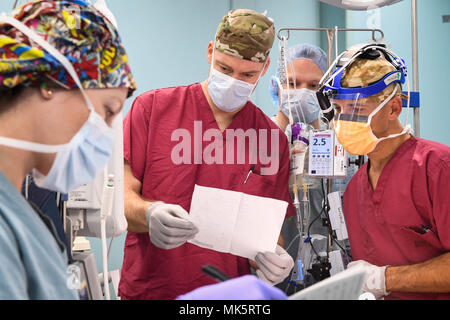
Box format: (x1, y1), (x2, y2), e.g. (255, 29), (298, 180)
(0, 171), (79, 300)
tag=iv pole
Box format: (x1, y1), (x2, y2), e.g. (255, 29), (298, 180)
(411, 0), (420, 137)
(276, 27), (385, 269)
(277, 27), (385, 51)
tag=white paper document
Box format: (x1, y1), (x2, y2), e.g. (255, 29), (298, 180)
(187, 184), (288, 260)
(289, 266), (366, 300)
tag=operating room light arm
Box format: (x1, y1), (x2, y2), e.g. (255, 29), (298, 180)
(385, 252), (450, 294)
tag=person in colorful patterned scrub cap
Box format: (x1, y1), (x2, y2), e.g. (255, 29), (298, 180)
(120, 9), (295, 300)
(0, 0), (136, 299)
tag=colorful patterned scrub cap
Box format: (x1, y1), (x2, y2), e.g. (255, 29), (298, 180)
(214, 9), (275, 63)
(0, 0), (136, 97)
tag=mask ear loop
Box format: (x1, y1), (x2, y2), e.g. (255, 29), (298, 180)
(367, 83), (399, 124)
(209, 40), (217, 78)
(366, 84), (411, 142)
(250, 58), (269, 97)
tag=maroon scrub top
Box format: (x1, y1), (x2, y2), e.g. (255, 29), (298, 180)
(119, 83), (295, 300)
(344, 137), (450, 300)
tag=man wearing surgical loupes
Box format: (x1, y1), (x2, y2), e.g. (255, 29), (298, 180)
(120, 9), (295, 300)
(322, 44), (450, 300)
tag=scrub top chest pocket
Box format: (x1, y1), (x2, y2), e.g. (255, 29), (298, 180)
(398, 225), (445, 261)
(240, 165), (276, 198)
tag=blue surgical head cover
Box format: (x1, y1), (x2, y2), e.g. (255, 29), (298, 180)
(270, 43), (328, 108)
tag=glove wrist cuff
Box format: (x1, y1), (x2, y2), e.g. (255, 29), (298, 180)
(145, 201), (165, 226)
(382, 265), (391, 296)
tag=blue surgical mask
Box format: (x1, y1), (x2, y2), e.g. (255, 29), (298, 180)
(280, 88), (321, 124)
(31, 111), (114, 193)
(0, 15), (115, 194)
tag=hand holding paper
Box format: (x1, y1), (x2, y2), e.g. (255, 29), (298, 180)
(146, 201), (199, 250)
(255, 245), (295, 286)
(187, 185), (288, 260)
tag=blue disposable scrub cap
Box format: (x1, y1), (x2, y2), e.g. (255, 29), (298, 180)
(269, 43), (327, 108)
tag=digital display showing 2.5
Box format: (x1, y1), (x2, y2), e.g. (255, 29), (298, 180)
(311, 134), (331, 154)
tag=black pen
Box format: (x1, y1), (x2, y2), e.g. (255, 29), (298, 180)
(201, 265), (231, 282)
(244, 165), (255, 184)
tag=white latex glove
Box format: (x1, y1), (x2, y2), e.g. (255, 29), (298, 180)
(254, 245), (295, 286)
(347, 260), (390, 299)
(145, 201), (199, 250)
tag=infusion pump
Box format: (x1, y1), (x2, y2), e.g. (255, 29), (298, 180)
(308, 130), (348, 179)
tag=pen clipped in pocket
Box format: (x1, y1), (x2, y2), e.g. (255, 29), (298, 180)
(240, 165), (275, 197)
(400, 225), (444, 252)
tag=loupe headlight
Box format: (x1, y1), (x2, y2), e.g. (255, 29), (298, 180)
(316, 84), (336, 122)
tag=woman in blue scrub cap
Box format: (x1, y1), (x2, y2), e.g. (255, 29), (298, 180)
(269, 44), (331, 292)
(270, 43), (327, 131)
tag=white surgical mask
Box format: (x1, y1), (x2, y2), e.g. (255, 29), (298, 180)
(0, 14), (115, 194)
(207, 43), (266, 113)
(280, 88), (321, 124)
(208, 68), (256, 112)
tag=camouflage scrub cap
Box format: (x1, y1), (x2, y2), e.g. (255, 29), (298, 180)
(214, 9), (275, 63)
(341, 56), (404, 102)
(0, 0), (136, 97)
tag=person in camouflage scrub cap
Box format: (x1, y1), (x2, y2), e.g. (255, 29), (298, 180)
(214, 9), (275, 63)
(204, 8), (276, 113)
(119, 8), (296, 300)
